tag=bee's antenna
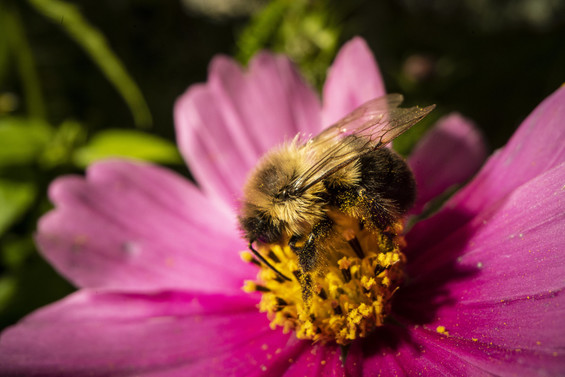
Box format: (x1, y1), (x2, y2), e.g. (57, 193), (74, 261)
(248, 242), (292, 282)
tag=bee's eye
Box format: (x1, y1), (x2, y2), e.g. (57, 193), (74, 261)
(257, 224), (282, 244)
(255, 219), (282, 244)
(275, 189), (286, 201)
(275, 186), (295, 201)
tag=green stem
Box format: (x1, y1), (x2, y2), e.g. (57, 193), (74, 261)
(1, 2), (46, 119)
(27, 0), (152, 128)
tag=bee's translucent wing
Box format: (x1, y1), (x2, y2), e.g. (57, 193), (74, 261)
(312, 94), (433, 148)
(293, 94), (435, 191)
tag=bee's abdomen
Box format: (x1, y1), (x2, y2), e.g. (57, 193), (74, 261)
(358, 148), (416, 215)
(323, 148), (415, 230)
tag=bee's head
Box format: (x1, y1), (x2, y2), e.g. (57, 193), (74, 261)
(239, 143), (325, 242)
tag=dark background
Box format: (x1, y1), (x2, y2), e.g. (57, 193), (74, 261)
(12, 0), (565, 146)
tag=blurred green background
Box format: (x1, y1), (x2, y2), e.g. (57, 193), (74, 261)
(0, 0), (564, 330)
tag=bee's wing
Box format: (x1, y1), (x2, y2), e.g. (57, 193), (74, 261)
(293, 94), (435, 191)
(312, 94), (433, 147)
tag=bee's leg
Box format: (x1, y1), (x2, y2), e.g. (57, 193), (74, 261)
(300, 273), (313, 304)
(289, 217), (333, 273)
(288, 233), (317, 273)
(289, 218), (333, 303)
(287, 234), (314, 303)
(288, 234), (313, 302)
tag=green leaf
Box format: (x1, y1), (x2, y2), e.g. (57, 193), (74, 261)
(0, 117), (53, 166)
(0, 179), (36, 236)
(236, 0), (290, 64)
(72, 129), (183, 168)
(235, 0), (340, 89)
(27, 0), (152, 128)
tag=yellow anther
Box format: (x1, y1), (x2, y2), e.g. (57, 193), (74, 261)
(240, 251), (255, 263)
(361, 276), (376, 290)
(242, 280), (257, 293)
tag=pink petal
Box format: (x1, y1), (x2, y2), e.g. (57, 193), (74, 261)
(412, 294), (565, 376)
(394, 163), (565, 375)
(405, 325), (565, 377)
(407, 86), (565, 250)
(394, 88), (565, 374)
(37, 160), (254, 294)
(0, 290), (309, 377)
(322, 37), (386, 126)
(346, 324), (564, 376)
(175, 53), (322, 208)
(345, 326), (489, 376)
(404, 161), (565, 308)
(463, 86), (565, 207)
(408, 113), (487, 214)
(414, 162), (565, 299)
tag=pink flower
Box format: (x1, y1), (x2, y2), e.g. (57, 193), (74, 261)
(1, 38), (564, 376)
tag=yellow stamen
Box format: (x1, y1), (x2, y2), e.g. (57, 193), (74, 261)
(241, 223), (406, 345)
(240, 251), (255, 263)
(242, 281), (257, 293)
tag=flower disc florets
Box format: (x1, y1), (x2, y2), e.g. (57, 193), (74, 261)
(242, 224), (406, 345)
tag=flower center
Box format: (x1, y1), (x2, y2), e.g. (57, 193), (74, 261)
(241, 223), (406, 345)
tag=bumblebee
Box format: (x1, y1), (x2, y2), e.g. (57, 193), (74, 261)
(239, 94), (434, 292)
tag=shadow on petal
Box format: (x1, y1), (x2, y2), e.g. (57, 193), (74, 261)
(347, 207), (482, 365)
(398, 207), (481, 325)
